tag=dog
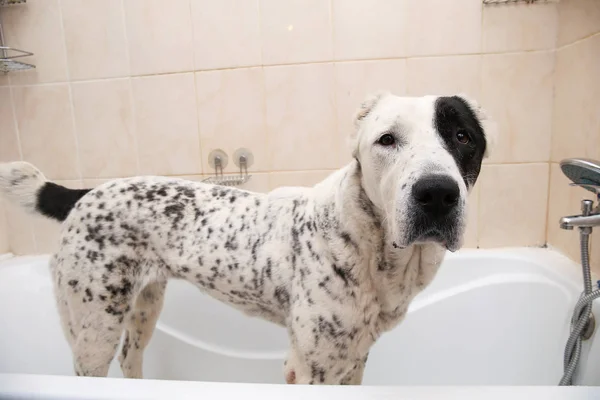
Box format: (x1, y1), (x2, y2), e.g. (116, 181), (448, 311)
(0, 92), (494, 385)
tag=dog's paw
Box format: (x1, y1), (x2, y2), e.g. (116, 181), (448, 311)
(285, 369), (296, 384)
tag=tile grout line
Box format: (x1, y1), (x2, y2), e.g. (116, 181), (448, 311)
(544, 40), (560, 246)
(555, 30), (600, 52)
(55, 0), (81, 256)
(57, 0), (81, 181)
(119, 0), (141, 176)
(71, 162), (552, 182)
(187, 0), (204, 176)
(7, 84), (36, 254)
(328, 0), (342, 168)
(6, 48), (560, 88)
(475, 0), (484, 249)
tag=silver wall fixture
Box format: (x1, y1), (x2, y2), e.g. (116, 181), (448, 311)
(0, 0), (35, 73)
(203, 149), (252, 187)
(483, 0), (559, 4)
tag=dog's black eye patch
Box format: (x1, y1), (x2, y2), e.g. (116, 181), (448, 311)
(434, 96), (486, 188)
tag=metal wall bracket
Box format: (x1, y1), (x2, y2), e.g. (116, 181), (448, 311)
(203, 149), (253, 187)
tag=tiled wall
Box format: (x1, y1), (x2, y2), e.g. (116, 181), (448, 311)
(0, 0), (560, 255)
(548, 0), (600, 272)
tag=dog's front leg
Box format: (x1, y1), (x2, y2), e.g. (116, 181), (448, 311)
(284, 309), (371, 385)
(339, 353), (368, 385)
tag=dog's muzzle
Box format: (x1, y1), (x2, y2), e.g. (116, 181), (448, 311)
(399, 174), (464, 251)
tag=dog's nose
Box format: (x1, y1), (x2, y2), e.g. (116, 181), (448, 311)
(412, 175), (460, 218)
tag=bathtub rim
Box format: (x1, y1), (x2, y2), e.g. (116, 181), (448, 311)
(0, 373), (598, 400)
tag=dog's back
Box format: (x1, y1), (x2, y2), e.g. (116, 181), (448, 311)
(0, 161), (315, 377)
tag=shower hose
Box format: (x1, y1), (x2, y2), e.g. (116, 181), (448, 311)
(559, 230), (600, 386)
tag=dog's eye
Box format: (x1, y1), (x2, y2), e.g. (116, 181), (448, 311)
(378, 134), (396, 146)
(456, 130), (470, 144)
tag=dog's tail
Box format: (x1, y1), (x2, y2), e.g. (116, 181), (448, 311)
(0, 162), (91, 222)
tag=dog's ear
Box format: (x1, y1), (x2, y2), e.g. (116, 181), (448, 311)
(353, 91), (389, 130)
(349, 91), (389, 159)
(456, 93), (497, 159)
(348, 91), (389, 160)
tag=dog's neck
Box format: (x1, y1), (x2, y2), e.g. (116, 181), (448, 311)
(312, 161), (446, 334)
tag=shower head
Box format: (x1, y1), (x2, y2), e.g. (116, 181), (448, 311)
(560, 158), (600, 194)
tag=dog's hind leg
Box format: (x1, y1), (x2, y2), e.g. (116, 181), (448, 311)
(51, 256), (126, 377)
(71, 301), (130, 377)
(51, 256), (77, 350)
(119, 281), (166, 379)
(63, 265), (135, 377)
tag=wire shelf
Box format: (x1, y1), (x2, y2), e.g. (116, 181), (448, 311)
(202, 175), (251, 187)
(483, 0), (559, 4)
(0, 0), (26, 6)
(1, 58), (34, 73)
(0, 46), (35, 73)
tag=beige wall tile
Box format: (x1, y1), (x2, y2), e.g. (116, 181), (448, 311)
(0, 199), (9, 254)
(406, 55), (481, 98)
(3, 0), (68, 85)
(191, 0), (261, 70)
(4, 201), (36, 255)
(483, 3), (557, 53)
(123, 0), (194, 75)
(463, 183), (479, 249)
(12, 84), (79, 180)
(557, 0), (600, 47)
(0, 88), (21, 162)
(0, 75), (9, 87)
(406, 0), (482, 57)
(269, 170), (334, 189)
(547, 163), (590, 262)
(195, 68), (266, 174)
(32, 179), (81, 254)
(132, 73), (201, 176)
(334, 60), (407, 165)
(265, 64), (338, 171)
(71, 79), (137, 179)
(332, 0), (407, 60)
(481, 51), (554, 163)
(173, 175), (204, 183)
(81, 178), (116, 188)
(61, 0), (129, 80)
(259, 0), (332, 65)
(478, 163), (549, 248)
(552, 35), (600, 162)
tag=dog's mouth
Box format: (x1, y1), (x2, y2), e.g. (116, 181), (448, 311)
(394, 229), (460, 252)
(393, 214), (464, 252)
(415, 230), (460, 252)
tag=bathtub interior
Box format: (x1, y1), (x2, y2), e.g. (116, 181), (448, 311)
(0, 249), (599, 386)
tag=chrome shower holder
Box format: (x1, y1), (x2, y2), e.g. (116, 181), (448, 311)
(558, 158), (600, 386)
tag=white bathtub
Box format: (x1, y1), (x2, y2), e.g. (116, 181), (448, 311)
(0, 248), (599, 397)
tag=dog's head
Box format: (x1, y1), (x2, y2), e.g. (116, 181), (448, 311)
(352, 92), (495, 252)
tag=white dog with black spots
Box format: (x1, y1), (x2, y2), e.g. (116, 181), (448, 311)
(0, 92), (494, 385)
